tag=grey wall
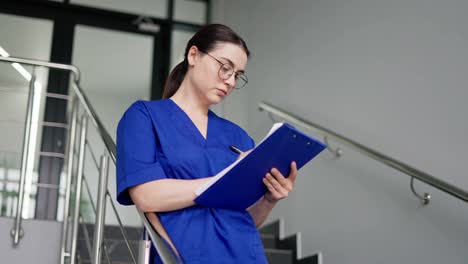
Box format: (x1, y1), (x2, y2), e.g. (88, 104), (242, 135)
(212, 0), (468, 263)
(0, 217), (61, 263)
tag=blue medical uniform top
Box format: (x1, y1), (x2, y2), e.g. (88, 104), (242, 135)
(116, 99), (268, 264)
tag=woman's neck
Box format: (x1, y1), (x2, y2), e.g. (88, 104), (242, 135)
(170, 79), (209, 117)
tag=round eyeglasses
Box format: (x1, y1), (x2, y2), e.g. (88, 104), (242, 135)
(201, 51), (248, 89)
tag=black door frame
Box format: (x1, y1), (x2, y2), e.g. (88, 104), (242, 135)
(0, 0), (208, 220)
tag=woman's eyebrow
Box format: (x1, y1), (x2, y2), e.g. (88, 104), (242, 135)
(220, 56), (245, 73)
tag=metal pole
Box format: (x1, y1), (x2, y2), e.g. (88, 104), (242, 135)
(138, 229), (152, 264)
(0, 56), (80, 83)
(11, 67), (37, 246)
(70, 115), (88, 264)
(92, 154), (109, 264)
(60, 98), (79, 264)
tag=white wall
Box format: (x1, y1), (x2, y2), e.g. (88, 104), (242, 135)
(212, 0), (468, 263)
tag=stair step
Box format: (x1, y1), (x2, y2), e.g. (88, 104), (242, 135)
(78, 223), (143, 241)
(79, 261), (133, 264)
(259, 218), (283, 237)
(76, 238), (139, 263)
(265, 248), (294, 264)
(297, 253), (321, 264)
(278, 233), (301, 260)
(261, 233), (277, 248)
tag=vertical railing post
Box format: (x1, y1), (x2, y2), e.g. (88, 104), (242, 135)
(60, 98), (79, 264)
(138, 229), (152, 264)
(92, 153), (109, 264)
(70, 115), (88, 264)
(11, 67), (38, 246)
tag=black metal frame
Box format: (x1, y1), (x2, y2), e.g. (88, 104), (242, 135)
(0, 0), (209, 220)
(0, 0), (208, 98)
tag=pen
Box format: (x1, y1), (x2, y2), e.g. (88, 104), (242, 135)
(229, 145), (243, 154)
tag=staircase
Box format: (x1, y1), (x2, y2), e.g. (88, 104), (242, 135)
(260, 219), (322, 264)
(77, 223), (141, 264)
(77, 218), (322, 264)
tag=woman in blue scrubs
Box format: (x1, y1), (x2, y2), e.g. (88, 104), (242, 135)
(116, 24), (298, 263)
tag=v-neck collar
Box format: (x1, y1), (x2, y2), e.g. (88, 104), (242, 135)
(166, 98), (213, 144)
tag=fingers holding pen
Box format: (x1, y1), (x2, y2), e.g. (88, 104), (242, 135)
(230, 145), (253, 161)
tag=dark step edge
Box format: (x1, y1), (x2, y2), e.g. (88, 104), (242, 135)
(297, 252), (323, 264)
(260, 233), (276, 239)
(264, 248), (294, 254)
(78, 259), (134, 264)
(76, 239), (139, 260)
(77, 237), (142, 243)
(278, 232), (302, 260)
(258, 217), (284, 238)
(265, 247), (294, 264)
(260, 233), (277, 248)
(78, 223), (143, 241)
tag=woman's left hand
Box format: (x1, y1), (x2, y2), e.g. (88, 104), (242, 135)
(262, 161), (298, 204)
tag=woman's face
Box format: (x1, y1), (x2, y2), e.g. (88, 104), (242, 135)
(187, 42), (248, 105)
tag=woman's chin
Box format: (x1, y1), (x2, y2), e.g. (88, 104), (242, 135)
(207, 93), (226, 105)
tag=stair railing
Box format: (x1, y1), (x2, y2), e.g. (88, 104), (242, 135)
(258, 101), (468, 205)
(9, 65), (38, 245)
(0, 55), (180, 264)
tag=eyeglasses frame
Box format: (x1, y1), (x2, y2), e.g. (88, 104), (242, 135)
(199, 51), (248, 89)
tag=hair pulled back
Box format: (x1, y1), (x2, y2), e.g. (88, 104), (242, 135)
(162, 24), (250, 99)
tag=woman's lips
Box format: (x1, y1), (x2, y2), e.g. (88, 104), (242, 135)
(216, 88), (227, 96)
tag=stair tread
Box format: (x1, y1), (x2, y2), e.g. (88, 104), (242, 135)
(265, 248), (293, 254)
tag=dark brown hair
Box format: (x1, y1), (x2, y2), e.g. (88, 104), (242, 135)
(162, 24), (250, 99)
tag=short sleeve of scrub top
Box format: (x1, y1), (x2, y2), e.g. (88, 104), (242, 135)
(116, 101), (168, 205)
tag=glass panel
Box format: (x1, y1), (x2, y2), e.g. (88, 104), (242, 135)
(171, 29), (196, 70)
(0, 13), (53, 60)
(73, 25), (153, 226)
(72, 0), (168, 19)
(174, 0), (207, 24)
(0, 156), (20, 218)
(0, 13), (53, 219)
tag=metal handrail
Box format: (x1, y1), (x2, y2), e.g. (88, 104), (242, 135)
(258, 101), (468, 203)
(0, 56), (80, 82)
(60, 98), (77, 263)
(0, 55), (179, 263)
(70, 115), (88, 264)
(10, 67), (37, 245)
(92, 154), (109, 264)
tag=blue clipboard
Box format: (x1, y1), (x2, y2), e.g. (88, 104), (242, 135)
(194, 123), (327, 210)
